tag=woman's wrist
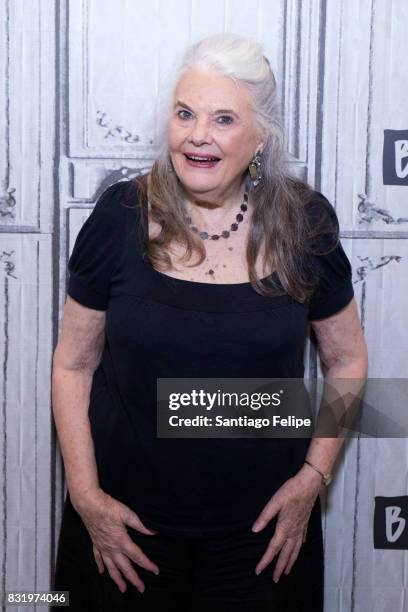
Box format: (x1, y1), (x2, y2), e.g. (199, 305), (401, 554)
(296, 463), (324, 489)
(69, 485), (104, 515)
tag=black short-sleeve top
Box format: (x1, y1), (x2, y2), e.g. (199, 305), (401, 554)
(66, 179), (354, 536)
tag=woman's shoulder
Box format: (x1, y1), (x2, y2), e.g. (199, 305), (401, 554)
(302, 189), (340, 255)
(95, 178), (143, 213)
(90, 177), (149, 238)
(66, 177), (147, 310)
(304, 189), (337, 218)
(72, 178), (145, 258)
(286, 178), (338, 232)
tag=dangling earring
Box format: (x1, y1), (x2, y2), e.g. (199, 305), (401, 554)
(248, 150), (263, 187)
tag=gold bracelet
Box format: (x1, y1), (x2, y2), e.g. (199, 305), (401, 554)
(304, 460), (333, 486)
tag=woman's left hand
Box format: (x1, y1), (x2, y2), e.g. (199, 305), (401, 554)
(251, 465), (323, 582)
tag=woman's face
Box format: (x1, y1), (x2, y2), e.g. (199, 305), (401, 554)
(167, 69), (264, 202)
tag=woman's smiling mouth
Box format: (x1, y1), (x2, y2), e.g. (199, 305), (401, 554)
(183, 153), (222, 168)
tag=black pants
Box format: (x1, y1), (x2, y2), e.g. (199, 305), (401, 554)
(52, 494), (323, 611)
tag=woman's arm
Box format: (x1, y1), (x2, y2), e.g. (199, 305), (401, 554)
(52, 296), (106, 511)
(252, 297), (368, 581)
(298, 296), (368, 486)
(52, 296), (159, 593)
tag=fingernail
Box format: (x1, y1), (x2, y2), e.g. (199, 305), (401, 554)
(154, 569), (160, 576)
(273, 577), (279, 583)
(252, 524), (261, 532)
(255, 568), (261, 575)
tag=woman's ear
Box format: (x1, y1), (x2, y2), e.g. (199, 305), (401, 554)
(256, 141), (265, 156)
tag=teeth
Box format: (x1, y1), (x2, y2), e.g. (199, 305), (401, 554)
(187, 155), (218, 161)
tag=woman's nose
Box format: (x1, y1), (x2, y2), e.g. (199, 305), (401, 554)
(188, 117), (212, 145)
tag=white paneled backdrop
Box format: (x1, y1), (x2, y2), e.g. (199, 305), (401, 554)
(1, 0), (407, 610)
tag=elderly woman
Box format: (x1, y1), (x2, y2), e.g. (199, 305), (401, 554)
(52, 33), (367, 611)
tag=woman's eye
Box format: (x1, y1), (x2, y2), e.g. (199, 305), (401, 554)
(176, 110), (233, 125)
(177, 110), (191, 120)
(217, 115), (234, 125)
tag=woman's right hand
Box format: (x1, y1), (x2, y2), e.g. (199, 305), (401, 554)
(71, 488), (160, 594)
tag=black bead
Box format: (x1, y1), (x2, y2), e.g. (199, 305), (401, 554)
(187, 192), (249, 241)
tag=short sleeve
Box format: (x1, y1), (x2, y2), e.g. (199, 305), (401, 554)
(66, 181), (128, 310)
(306, 192), (354, 321)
